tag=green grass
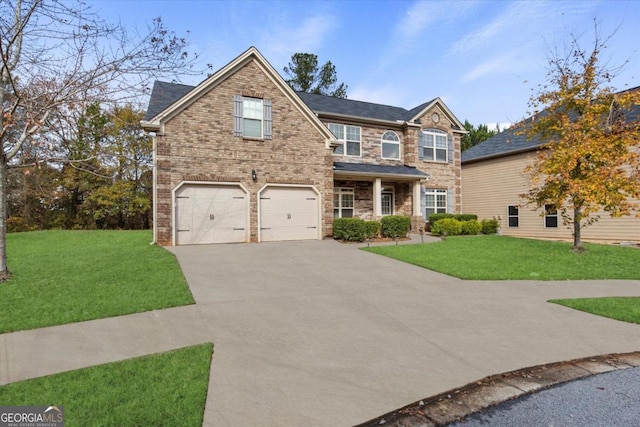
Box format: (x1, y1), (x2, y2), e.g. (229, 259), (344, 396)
(549, 297), (640, 324)
(363, 235), (640, 280)
(0, 343), (213, 426)
(0, 230), (194, 333)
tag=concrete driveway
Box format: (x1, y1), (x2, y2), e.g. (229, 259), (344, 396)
(171, 240), (640, 426)
(1, 238), (640, 426)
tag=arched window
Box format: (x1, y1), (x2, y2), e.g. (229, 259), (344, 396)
(381, 130), (400, 160)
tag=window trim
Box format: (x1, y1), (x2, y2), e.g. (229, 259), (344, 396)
(233, 95), (272, 139)
(419, 129), (448, 163)
(507, 205), (519, 228)
(381, 130), (401, 160)
(329, 123), (362, 157)
(334, 187), (355, 218)
(424, 188), (447, 218)
(544, 204), (558, 228)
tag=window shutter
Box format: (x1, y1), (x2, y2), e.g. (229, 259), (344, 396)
(263, 99), (272, 139)
(418, 132), (425, 160)
(447, 189), (454, 213)
(448, 134), (454, 163)
(233, 95), (243, 136)
(420, 186), (427, 220)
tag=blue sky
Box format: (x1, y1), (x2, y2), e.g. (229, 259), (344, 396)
(89, 0), (640, 128)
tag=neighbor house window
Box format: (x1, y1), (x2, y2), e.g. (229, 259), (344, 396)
(329, 123), (361, 156)
(544, 204), (558, 228)
(381, 189), (394, 216)
(381, 130), (400, 160)
(507, 205), (519, 227)
(424, 188), (447, 217)
(419, 129), (448, 162)
(334, 188), (354, 218)
(233, 96), (272, 139)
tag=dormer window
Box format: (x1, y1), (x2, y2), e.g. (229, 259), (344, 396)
(381, 130), (400, 160)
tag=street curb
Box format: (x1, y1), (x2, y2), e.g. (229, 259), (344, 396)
(354, 351), (640, 427)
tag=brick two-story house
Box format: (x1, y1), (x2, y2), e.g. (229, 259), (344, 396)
(142, 47), (465, 245)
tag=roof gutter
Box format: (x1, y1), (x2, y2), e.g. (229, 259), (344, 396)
(314, 111), (421, 128)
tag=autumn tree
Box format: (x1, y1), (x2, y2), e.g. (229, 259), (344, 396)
(283, 53), (348, 98)
(0, 0), (197, 279)
(461, 120), (498, 151)
(521, 30), (640, 251)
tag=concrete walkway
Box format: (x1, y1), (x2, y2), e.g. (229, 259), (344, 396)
(1, 238), (640, 426)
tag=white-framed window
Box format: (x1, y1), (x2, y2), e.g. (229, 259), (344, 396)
(333, 188), (354, 218)
(329, 123), (361, 156)
(419, 129), (448, 162)
(381, 130), (400, 160)
(242, 98), (263, 138)
(544, 204), (558, 228)
(507, 205), (519, 227)
(233, 96), (272, 139)
(425, 188), (447, 217)
(381, 189), (394, 216)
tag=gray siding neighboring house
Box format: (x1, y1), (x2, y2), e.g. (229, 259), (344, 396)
(461, 89), (640, 243)
(142, 47), (465, 245)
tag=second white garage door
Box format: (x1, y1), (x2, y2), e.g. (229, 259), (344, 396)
(259, 186), (320, 242)
(175, 184), (248, 245)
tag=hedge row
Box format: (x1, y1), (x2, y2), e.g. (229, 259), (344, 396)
(428, 213), (478, 223)
(431, 218), (499, 236)
(333, 215), (411, 242)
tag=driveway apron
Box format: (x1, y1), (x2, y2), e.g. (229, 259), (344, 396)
(1, 239), (639, 426)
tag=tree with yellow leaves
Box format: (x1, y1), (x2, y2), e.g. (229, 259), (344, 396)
(522, 30), (640, 251)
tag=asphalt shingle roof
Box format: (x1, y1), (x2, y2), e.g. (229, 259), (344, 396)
(143, 80), (443, 125)
(333, 162), (429, 178)
(295, 91), (432, 123)
(462, 89), (640, 164)
(143, 81), (196, 121)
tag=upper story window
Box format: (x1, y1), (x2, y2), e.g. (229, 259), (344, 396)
(381, 131), (400, 160)
(419, 129), (449, 162)
(233, 95), (272, 139)
(329, 123), (361, 156)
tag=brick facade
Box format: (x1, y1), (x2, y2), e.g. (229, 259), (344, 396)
(145, 48), (464, 244)
(154, 60), (333, 244)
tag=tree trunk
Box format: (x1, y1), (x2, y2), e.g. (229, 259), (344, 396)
(0, 160), (11, 280)
(573, 205), (583, 252)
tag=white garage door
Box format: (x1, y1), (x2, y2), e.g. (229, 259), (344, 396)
(175, 184), (248, 245)
(260, 186), (320, 242)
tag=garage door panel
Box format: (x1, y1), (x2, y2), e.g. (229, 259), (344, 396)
(260, 187), (319, 242)
(176, 184), (248, 245)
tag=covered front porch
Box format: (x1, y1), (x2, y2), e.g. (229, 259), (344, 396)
(332, 162), (429, 232)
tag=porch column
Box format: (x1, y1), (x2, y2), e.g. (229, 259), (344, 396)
(412, 180), (422, 216)
(373, 178), (382, 218)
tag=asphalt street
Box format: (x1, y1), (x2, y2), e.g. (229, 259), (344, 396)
(448, 367), (640, 427)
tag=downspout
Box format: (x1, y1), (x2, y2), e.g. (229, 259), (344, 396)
(150, 133), (158, 245)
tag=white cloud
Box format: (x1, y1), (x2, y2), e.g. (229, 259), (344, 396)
(462, 56), (511, 83)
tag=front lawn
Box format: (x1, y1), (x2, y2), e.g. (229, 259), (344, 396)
(549, 297), (640, 324)
(0, 230), (194, 333)
(363, 235), (640, 280)
(0, 343), (213, 426)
